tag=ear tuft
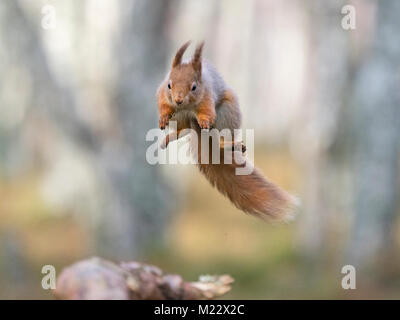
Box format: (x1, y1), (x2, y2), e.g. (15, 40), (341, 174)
(194, 41), (205, 62)
(192, 41), (204, 74)
(172, 41), (191, 67)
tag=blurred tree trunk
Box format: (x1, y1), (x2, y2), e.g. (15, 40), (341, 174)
(0, 1), (97, 171)
(0, 0), (174, 259)
(296, 0), (352, 263)
(0, 0), (98, 289)
(348, 0), (400, 267)
(298, 0), (400, 273)
(96, 0), (174, 258)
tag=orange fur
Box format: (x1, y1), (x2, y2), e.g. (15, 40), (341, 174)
(157, 86), (175, 129)
(188, 120), (298, 221)
(195, 90), (216, 129)
(156, 41), (299, 221)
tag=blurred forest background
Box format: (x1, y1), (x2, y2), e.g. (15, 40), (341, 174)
(0, 0), (399, 299)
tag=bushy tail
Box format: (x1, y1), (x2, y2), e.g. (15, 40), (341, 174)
(190, 121), (299, 221)
(198, 161), (299, 221)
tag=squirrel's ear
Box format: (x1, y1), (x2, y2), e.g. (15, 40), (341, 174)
(192, 41), (205, 73)
(172, 41), (191, 67)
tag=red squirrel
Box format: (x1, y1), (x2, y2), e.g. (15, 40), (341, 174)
(157, 41), (299, 221)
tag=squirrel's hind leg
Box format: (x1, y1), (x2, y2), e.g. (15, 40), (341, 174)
(219, 139), (247, 154)
(214, 89), (242, 132)
(161, 128), (191, 149)
(215, 89), (243, 153)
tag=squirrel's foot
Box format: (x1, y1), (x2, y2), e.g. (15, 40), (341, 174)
(197, 118), (211, 130)
(221, 141), (247, 155)
(159, 114), (171, 130)
(160, 136), (169, 149)
(232, 142), (246, 154)
(239, 142), (246, 154)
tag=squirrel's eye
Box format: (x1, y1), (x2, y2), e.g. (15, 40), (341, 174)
(191, 83), (197, 91)
(167, 82), (171, 89)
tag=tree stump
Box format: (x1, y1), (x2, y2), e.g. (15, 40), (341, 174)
(54, 257), (234, 300)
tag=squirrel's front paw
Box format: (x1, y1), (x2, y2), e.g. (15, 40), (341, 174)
(231, 142), (247, 154)
(241, 143), (247, 154)
(197, 118), (211, 130)
(160, 136), (169, 149)
(159, 114), (171, 130)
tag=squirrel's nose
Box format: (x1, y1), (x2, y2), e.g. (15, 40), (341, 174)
(175, 98), (183, 105)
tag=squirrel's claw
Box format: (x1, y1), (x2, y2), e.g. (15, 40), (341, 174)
(241, 143), (247, 154)
(230, 142), (247, 154)
(160, 136), (169, 149)
(159, 115), (170, 130)
(198, 119), (211, 130)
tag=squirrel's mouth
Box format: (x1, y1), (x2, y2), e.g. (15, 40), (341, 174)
(175, 102), (187, 108)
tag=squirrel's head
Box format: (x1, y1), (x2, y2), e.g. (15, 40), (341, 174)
(167, 41), (205, 107)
